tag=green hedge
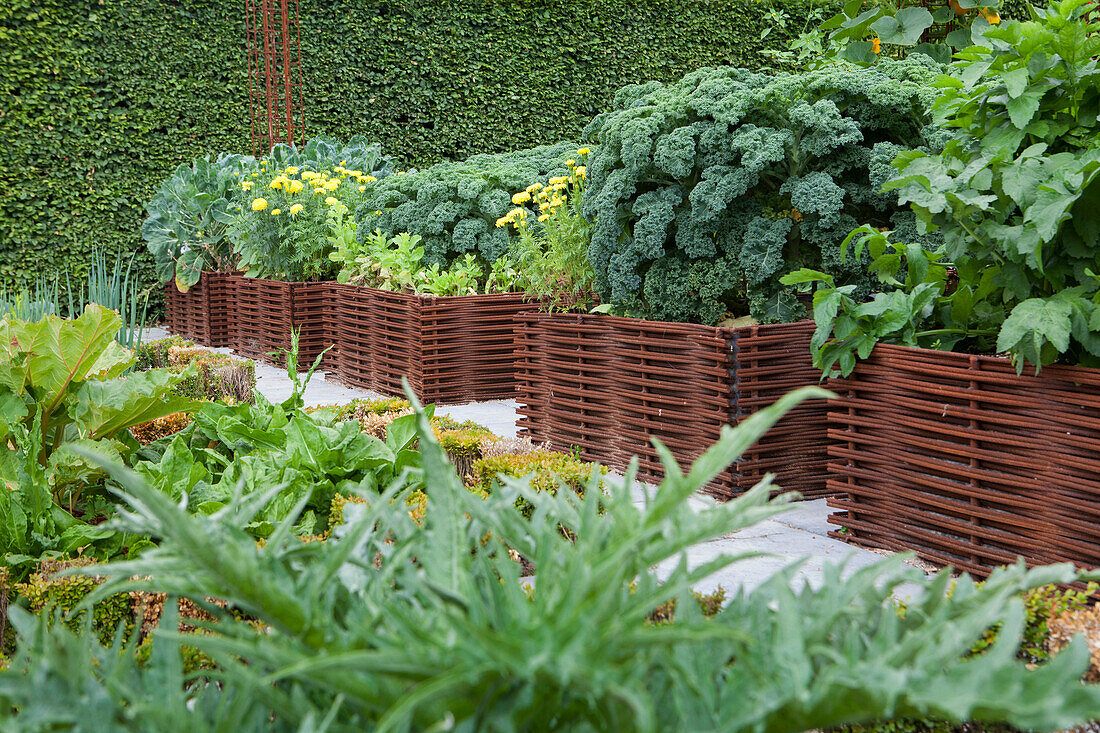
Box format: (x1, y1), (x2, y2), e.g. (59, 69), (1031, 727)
(2, 0), (838, 306)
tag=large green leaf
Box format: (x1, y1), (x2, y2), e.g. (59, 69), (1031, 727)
(71, 368), (200, 440)
(0, 306), (130, 415)
(870, 7), (933, 46)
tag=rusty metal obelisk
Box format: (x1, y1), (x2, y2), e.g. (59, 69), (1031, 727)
(245, 0), (305, 156)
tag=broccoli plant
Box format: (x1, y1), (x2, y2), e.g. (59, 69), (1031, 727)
(582, 57), (944, 325)
(356, 142), (580, 266)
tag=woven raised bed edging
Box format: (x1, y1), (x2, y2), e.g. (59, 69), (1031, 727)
(514, 313), (829, 500)
(162, 271), (239, 347)
(234, 277), (336, 369)
(826, 343), (1100, 578)
(334, 284), (540, 404)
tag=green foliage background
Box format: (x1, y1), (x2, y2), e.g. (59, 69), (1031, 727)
(2, 0), (840, 303)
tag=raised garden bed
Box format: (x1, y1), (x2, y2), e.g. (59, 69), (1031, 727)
(826, 344), (1100, 578)
(515, 313), (828, 500)
(162, 271), (238, 347)
(333, 284), (536, 404)
(234, 277), (335, 368)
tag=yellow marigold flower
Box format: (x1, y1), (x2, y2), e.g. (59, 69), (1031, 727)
(577, 147), (591, 156)
(538, 213), (550, 222)
(285, 166), (299, 174)
(241, 180), (253, 191)
(525, 183), (542, 193)
(270, 208), (281, 216)
(335, 166), (345, 173)
(359, 185), (366, 192)
(325, 196), (340, 206)
(314, 187), (326, 195)
(347, 170), (362, 177)
(511, 191), (532, 205)
(549, 176), (568, 185)
(251, 172), (259, 178)
(574, 166), (586, 178)
(252, 198), (268, 211)
(340, 160), (347, 166)
(365, 175), (377, 183)
(270, 179), (283, 190)
(566, 159), (576, 167)
(289, 203), (303, 215)
(539, 202), (550, 211)
(324, 180), (340, 191)
(233, 171), (239, 176)
(288, 180), (303, 194)
(495, 216), (508, 228)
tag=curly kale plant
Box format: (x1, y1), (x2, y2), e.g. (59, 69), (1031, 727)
(356, 142), (580, 266)
(582, 57), (943, 324)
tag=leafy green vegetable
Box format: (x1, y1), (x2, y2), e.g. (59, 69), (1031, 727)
(782, 226), (1001, 376)
(582, 57), (943, 324)
(142, 153), (254, 291)
(356, 142), (580, 267)
(884, 0), (1100, 373)
(132, 336), (424, 536)
(9, 386), (1100, 729)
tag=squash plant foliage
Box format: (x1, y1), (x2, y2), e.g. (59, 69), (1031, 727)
(580, 57), (943, 325)
(5, 388), (1100, 729)
(793, 0), (1100, 375)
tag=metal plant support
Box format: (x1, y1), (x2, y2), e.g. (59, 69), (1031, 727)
(245, 0), (305, 156)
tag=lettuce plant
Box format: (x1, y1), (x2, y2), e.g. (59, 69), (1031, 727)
(5, 387), (1100, 729)
(582, 57), (943, 325)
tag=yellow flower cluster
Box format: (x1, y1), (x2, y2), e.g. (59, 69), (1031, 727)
(252, 198), (268, 211)
(496, 150), (590, 230)
(289, 203), (303, 215)
(495, 207), (528, 229)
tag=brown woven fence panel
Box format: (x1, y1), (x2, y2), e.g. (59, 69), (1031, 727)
(162, 272), (238, 347)
(234, 278), (335, 368)
(422, 292), (535, 403)
(336, 286), (424, 397)
(335, 286), (537, 403)
(827, 345), (1100, 577)
(515, 313), (623, 465)
(729, 321), (830, 499)
(515, 313), (828, 497)
(163, 283), (199, 341)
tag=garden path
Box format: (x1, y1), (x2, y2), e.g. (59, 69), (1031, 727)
(145, 327), (928, 599)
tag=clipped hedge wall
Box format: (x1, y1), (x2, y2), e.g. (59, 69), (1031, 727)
(2, 0), (839, 303)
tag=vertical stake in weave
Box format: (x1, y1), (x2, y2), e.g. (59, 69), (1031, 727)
(245, 0), (305, 156)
